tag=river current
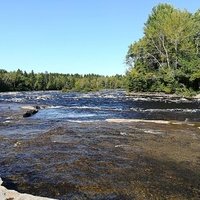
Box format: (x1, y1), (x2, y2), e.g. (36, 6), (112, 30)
(0, 90), (200, 122)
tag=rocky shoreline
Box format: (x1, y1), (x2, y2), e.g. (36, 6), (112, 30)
(0, 178), (56, 200)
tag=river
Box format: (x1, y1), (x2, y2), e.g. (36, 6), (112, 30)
(0, 90), (200, 199)
(0, 90), (200, 123)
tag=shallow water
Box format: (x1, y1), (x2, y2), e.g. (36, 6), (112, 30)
(0, 90), (200, 199)
(0, 90), (200, 123)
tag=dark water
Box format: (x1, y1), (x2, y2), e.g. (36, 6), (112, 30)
(0, 90), (200, 200)
(0, 90), (200, 122)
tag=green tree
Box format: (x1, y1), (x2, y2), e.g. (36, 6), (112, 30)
(34, 73), (46, 90)
(126, 3), (200, 95)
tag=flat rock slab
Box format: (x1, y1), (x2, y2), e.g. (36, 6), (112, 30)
(0, 185), (56, 200)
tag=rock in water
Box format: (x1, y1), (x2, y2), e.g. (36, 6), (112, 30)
(35, 105), (41, 110)
(21, 105), (41, 110)
(23, 109), (38, 118)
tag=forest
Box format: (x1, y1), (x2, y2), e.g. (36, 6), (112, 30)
(0, 69), (126, 92)
(126, 4), (200, 96)
(1, 4), (200, 96)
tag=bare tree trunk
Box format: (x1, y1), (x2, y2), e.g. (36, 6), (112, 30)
(174, 40), (178, 69)
(151, 38), (165, 67)
(159, 34), (170, 68)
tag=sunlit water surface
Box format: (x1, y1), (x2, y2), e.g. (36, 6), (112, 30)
(0, 90), (200, 199)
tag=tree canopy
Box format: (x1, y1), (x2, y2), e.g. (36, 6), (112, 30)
(0, 69), (126, 92)
(126, 4), (200, 96)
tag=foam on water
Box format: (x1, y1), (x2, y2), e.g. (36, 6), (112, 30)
(0, 90), (200, 122)
(130, 108), (200, 113)
(31, 108), (101, 120)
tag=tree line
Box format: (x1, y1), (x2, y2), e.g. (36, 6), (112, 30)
(1, 4), (199, 96)
(126, 4), (200, 96)
(0, 69), (126, 92)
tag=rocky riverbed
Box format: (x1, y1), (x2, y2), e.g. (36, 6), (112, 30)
(0, 90), (200, 199)
(0, 105), (200, 199)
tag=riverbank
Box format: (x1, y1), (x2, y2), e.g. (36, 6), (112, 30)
(0, 178), (56, 200)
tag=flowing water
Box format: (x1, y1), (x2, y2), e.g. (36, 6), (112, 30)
(0, 90), (199, 123)
(0, 90), (200, 199)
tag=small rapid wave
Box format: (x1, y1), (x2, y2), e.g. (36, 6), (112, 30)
(48, 105), (123, 112)
(0, 90), (199, 122)
(130, 108), (200, 113)
(6, 97), (25, 103)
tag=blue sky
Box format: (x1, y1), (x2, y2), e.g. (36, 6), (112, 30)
(0, 0), (199, 75)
